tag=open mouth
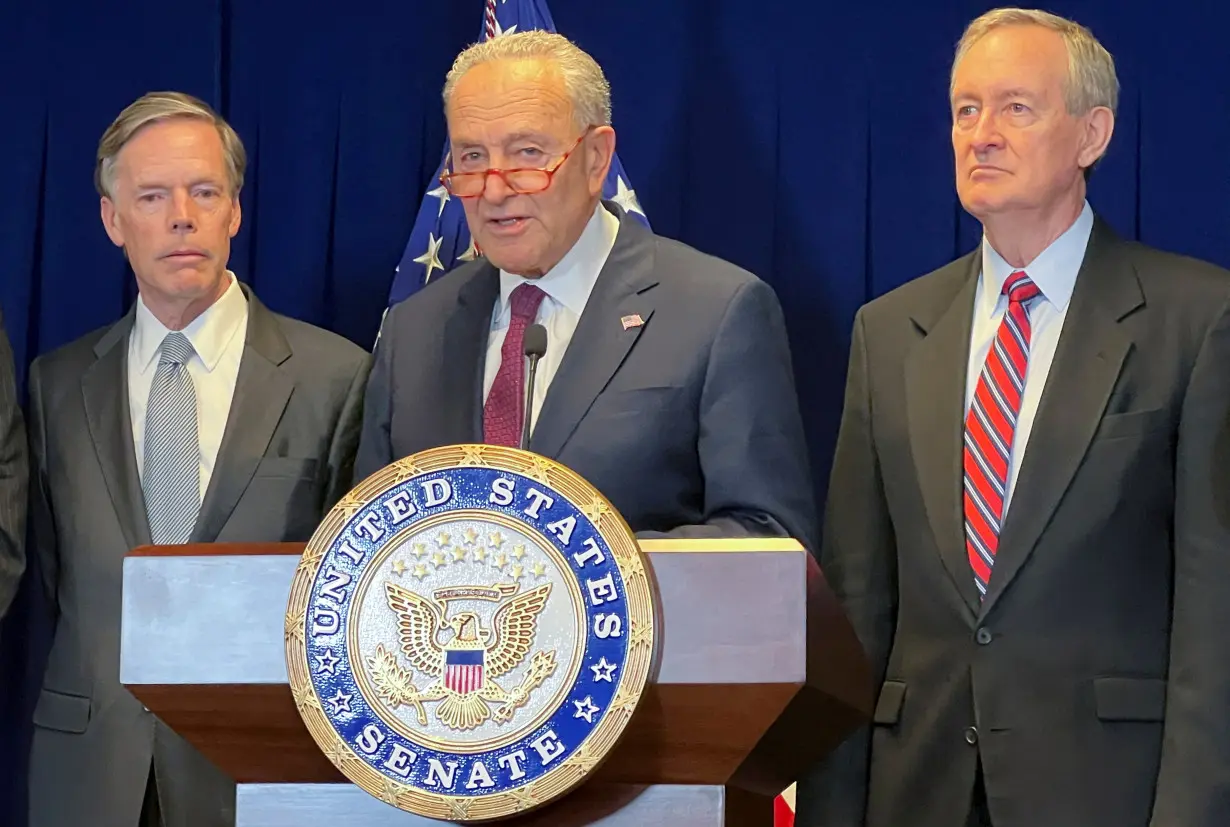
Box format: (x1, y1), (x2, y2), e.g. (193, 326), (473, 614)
(487, 217), (528, 234)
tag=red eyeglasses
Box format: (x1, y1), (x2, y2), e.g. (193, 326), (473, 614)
(439, 127), (592, 198)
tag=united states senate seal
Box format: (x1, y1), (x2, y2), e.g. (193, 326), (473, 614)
(285, 445), (655, 821)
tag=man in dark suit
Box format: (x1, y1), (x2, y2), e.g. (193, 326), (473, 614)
(356, 31), (816, 551)
(0, 310), (26, 623)
(798, 9), (1230, 827)
(26, 92), (370, 827)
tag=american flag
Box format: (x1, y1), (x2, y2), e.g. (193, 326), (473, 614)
(444, 649), (485, 694)
(381, 0), (650, 316)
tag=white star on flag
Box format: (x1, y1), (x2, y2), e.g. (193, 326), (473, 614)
(611, 176), (645, 217)
(458, 235), (480, 262)
(427, 184), (450, 218)
(493, 17), (517, 37)
(414, 232), (445, 282)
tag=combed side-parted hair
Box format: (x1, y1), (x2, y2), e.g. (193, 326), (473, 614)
(442, 30), (612, 130)
(951, 7), (1119, 117)
(95, 91), (247, 199)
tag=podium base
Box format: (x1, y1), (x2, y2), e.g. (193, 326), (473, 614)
(236, 783), (772, 826)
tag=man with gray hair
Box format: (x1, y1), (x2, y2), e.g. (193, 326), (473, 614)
(799, 8), (1230, 827)
(25, 91), (371, 827)
(357, 32), (818, 555)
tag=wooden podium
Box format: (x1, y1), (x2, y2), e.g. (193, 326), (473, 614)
(119, 538), (871, 826)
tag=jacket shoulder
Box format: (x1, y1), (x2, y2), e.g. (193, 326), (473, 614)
(29, 322), (118, 383)
(271, 314), (371, 375)
(858, 249), (978, 327)
(1121, 240), (1230, 302)
(652, 235), (763, 294)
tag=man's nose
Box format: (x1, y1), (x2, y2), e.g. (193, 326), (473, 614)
(169, 190), (197, 233)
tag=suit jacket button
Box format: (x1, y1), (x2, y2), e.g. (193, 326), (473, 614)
(976, 627), (993, 645)
(964, 726), (979, 745)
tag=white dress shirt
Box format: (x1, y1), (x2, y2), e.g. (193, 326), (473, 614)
(482, 203), (620, 432)
(965, 200), (1093, 515)
(128, 272), (249, 503)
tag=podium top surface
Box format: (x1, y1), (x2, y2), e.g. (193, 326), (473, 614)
(120, 539), (808, 688)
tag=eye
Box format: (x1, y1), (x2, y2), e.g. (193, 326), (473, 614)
(1009, 102), (1030, 115)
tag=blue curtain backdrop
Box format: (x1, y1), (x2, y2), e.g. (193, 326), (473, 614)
(2, 0), (1228, 820)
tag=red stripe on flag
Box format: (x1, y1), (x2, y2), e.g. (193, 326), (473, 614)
(774, 793), (794, 827)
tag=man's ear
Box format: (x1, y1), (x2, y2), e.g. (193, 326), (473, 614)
(100, 196), (125, 248)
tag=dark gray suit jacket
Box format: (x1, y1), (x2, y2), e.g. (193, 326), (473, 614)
(797, 218), (1230, 827)
(25, 285), (371, 827)
(0, 308), (27, 622)
(355, 202), (818, 553)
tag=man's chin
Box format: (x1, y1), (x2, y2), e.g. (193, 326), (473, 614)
(958, 189), (1014, 221)
(481, 244), (545, 278)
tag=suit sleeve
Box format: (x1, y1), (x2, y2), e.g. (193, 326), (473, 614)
(353, 314), (396, 484)
(795, 309), (897, 827)
(322, 351), (373, 511)
(0, 311), (27, 621)
(1150, 296), (1230, 826)
(26, 357), (57, 616)
(635, 278), (821, 553)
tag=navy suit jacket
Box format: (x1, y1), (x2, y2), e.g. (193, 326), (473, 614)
(355, 202), (818, 552)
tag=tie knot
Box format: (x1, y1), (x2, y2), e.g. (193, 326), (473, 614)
(1003, 271), (1041, 305)
(159, 332), (195, 366)
(509, 282), (547, 322)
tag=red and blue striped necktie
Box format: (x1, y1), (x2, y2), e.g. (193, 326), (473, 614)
(963, 270), (1042, 598)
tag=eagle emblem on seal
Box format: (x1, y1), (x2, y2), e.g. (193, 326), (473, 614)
(365, 580), (558, 731)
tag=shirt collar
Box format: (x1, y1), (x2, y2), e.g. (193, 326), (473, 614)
(496, 202), (620, 320)
(979, 199), (1093, 317)
(131, 271), (248, 375)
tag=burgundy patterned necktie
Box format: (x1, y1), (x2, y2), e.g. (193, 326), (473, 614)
(963, 270), (1042, 598)
(483, 282), (547, 447)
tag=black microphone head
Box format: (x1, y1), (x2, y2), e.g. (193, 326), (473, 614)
(523, 323), (548, 358)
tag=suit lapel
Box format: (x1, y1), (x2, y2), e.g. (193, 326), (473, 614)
(980, 220), (1141, 615)
(529, 210), (658, 458)
(82, 312), (153, 550)
(190, 290), (294, 543)
(905, 253), (983, 614)
(450, 267), (501, 444)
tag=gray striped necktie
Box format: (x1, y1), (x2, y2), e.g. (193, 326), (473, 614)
(143, 331), (201, 544)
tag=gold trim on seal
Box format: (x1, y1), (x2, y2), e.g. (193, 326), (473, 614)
(285, 444), (655, 823)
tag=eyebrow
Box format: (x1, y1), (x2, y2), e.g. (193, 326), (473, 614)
(133, 176), (224, 189)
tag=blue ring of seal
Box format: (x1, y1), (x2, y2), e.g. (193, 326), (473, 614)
(303, 464), (631, 796)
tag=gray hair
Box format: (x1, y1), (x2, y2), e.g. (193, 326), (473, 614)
(95, 91), (246, 199)
(951, 8), (1119, 116)
(442, 30), (612, 130)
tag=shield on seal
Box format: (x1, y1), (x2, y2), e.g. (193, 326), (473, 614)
(444, 648), (484, 694)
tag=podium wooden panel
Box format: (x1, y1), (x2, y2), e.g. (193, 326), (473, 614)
(120, 539), (871, 825)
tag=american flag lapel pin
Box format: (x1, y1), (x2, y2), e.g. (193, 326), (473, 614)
(620, 314), (644, 330)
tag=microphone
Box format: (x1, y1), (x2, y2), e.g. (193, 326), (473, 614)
(521, 323), (548, 451)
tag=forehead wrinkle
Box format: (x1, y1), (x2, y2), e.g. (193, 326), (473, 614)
(447, 61), (575, 145)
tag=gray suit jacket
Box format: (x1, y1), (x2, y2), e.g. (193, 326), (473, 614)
(0, 308), (27, 622)
(356, 201), (818, 553)
(26, 285), (370, 827)
(797, 218), (1230, 827)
